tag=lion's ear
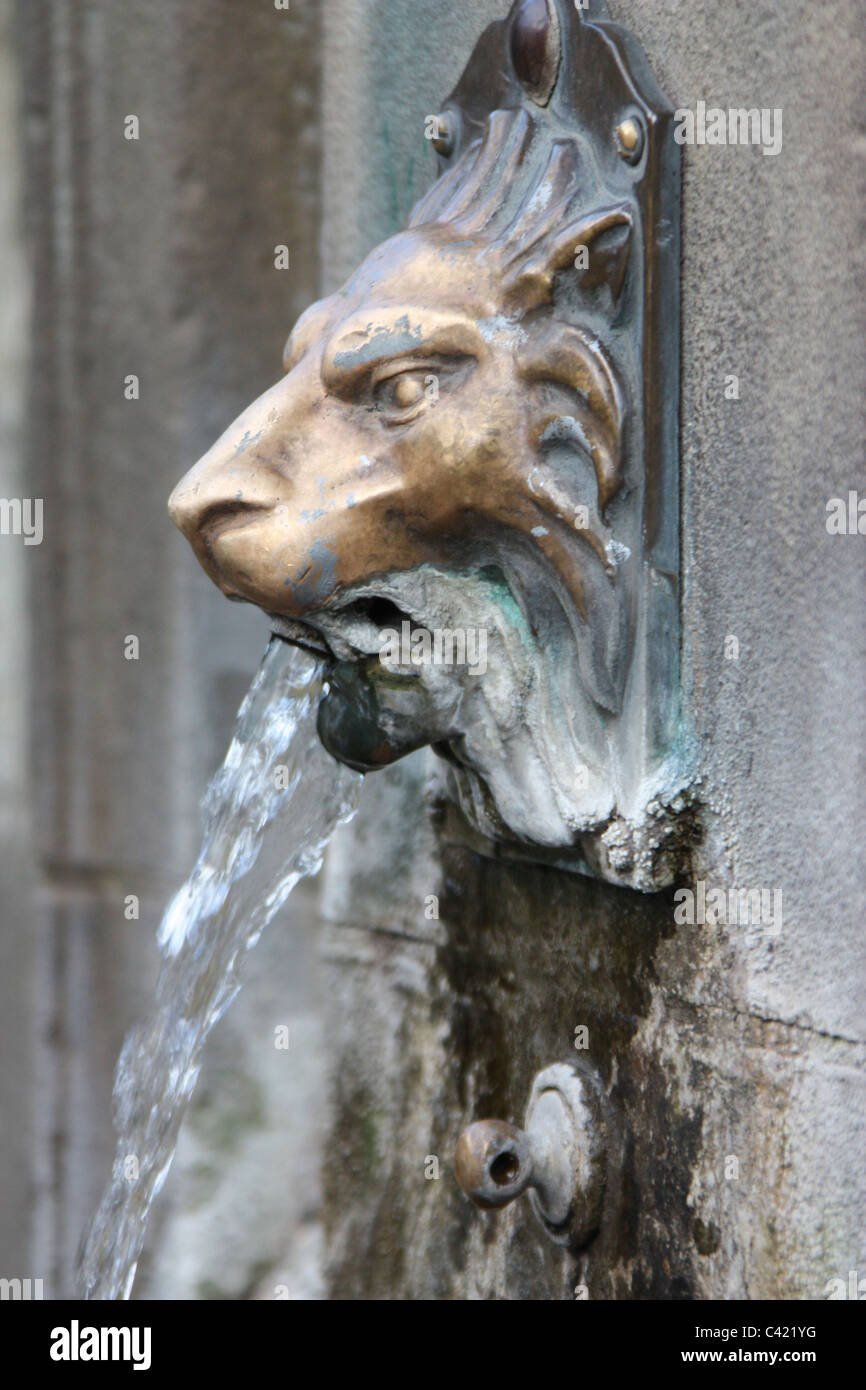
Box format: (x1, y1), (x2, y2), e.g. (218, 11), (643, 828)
(504, 205), (632, 310)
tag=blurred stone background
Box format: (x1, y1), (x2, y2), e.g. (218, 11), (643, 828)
(1, 0), (864, 1301)
(4, 0), (325, 1299)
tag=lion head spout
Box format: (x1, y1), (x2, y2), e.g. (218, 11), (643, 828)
(169, 0), (685, 889)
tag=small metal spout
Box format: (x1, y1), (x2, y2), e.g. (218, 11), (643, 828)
(454, 1060), (608, 1249)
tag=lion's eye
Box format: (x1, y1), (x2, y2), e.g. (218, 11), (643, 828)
(374, 369), (429, 420)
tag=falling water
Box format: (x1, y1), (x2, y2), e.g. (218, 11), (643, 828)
(78, 638), (362, 1300)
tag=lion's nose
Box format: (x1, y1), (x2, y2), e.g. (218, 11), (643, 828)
(167, 474), (203, 540)
(169, 372), (299, 545)
(168, 481), (271, 556)
(167, 445), (237, 542)
(168, 449), (286, 547)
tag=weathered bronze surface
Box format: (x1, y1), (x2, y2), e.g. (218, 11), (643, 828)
(169, 0), (683, 888)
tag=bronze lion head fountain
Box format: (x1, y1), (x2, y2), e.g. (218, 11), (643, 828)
(169, 0), (687, 889)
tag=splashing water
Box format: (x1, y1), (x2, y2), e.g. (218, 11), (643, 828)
(78, 639), (361, 1300)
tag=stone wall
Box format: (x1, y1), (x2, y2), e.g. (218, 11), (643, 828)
(317, 0), (866, 1299)
(0, 0), (35, 1290)
(13, 0), (323, 1298)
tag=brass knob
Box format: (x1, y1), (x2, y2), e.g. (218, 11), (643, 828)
(454, 1061), (607, 1248)
(454, 1120), (534, 1210)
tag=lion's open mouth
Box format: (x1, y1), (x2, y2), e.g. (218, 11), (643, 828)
(271, 594), (432, 667)
(266, 566), (523, 774)
(267, 613), (334, 660)
(271, 579), (489, 771)
(268, 594), (452, 772)
(313, 595), (420, 664)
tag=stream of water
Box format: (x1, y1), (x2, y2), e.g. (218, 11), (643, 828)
(77, 639), (362, 1300)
